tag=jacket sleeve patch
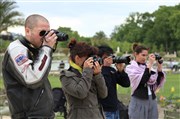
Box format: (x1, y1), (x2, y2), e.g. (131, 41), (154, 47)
(39, 55), (47, 71)
(15, 54), (28, 66)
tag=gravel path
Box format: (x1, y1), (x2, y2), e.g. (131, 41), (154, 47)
(0, 116), (10, 119)
(0, 104), (165, 119)
(158, 104), (164, 119)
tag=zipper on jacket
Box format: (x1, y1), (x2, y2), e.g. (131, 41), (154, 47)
(34, 89), (44, 107)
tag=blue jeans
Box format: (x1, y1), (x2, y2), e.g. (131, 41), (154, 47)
(105, 110), (120, 119)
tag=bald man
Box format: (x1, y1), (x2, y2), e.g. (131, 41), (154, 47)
(2, 14), (57, 119)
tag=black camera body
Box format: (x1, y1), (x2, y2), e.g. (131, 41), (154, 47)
(111, 55), (131, 64)
(154, 53), (163, 64)
(41, 29), (69, 42)
(92, 56), (103, 65)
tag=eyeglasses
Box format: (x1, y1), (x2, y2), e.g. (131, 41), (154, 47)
(39, 30), (47, 37)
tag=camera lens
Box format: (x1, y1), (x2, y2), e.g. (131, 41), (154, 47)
(39, 29), (69, 42)
(112, 56), (130, 64)
(56, 32), (69, 41)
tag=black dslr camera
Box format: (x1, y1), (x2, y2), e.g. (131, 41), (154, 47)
(111, 55), (131, 64)
(154, 53), (163, 64)
(39, 29), (69, 41)
(92, 55), (103, 65)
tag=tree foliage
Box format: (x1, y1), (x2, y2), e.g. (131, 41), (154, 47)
(1, 2), (180, 58)
(0, 0), (24, 33)
(56, 26), (92, 49)
(91, 31), (108, 46)
(111, 4), (180, 55)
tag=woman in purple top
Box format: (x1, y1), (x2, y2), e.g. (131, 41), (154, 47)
(125, 43), (165, 119)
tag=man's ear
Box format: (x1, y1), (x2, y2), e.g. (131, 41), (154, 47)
(25, 27), (30, 36)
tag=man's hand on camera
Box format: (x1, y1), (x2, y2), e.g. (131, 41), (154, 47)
(115, 63), (124, 72)
(103, 56), (113, 66)
(43, 30), (57, 48)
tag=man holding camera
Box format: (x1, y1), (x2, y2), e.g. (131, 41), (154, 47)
(97, 45), (130, 119)
(2, 14), (57, 119)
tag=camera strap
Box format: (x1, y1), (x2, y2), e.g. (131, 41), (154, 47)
(20, 37), (39, 52)
(52, 41), (58, 52)
(19, 38), (39, 61)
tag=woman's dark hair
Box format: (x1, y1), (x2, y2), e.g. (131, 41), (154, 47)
(132, 43), (149, 54)
(68, 39), (94, 62)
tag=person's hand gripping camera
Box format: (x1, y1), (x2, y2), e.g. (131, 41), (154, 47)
(83, 57), (102, 75)
(42, 30), (58, 49)
(40, 29), (68, 51)
(147, 53), (156, 70)
(147, 53), (163, 72)
(103, 56), (113, 66)
(115, 63), (125, 72)
(154, 54), (163, 72)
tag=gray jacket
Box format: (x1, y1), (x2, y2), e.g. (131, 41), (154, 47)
(60, 67), (107, 119)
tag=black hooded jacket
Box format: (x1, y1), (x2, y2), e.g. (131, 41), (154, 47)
(99, 66), (130, 112)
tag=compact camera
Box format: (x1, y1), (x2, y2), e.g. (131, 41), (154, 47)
(40, 29), (68, 42)
(154, 53), (163, 64)
(92, 55), (103, 65)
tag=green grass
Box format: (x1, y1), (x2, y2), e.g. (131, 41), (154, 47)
(116, 73), (180, 105)
(117, 73), (180, 98)
(49, 73), (180, 106)
(157, 73), (180, 96)
(0, 73), (179, 118)
(1, 73), (179, 98)
(0, 78), (4, 89)
(0, 75), (62, 90)
(0, 73), (179, 106)
(48, 74), (62, 88)
(48, 73), (180, 104)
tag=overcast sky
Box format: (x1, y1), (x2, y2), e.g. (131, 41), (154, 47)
(8, 0), (180, 37)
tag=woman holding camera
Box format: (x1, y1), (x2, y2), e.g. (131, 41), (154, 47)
(60, 39), (107, 119)
(125, 43), (166, 119)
